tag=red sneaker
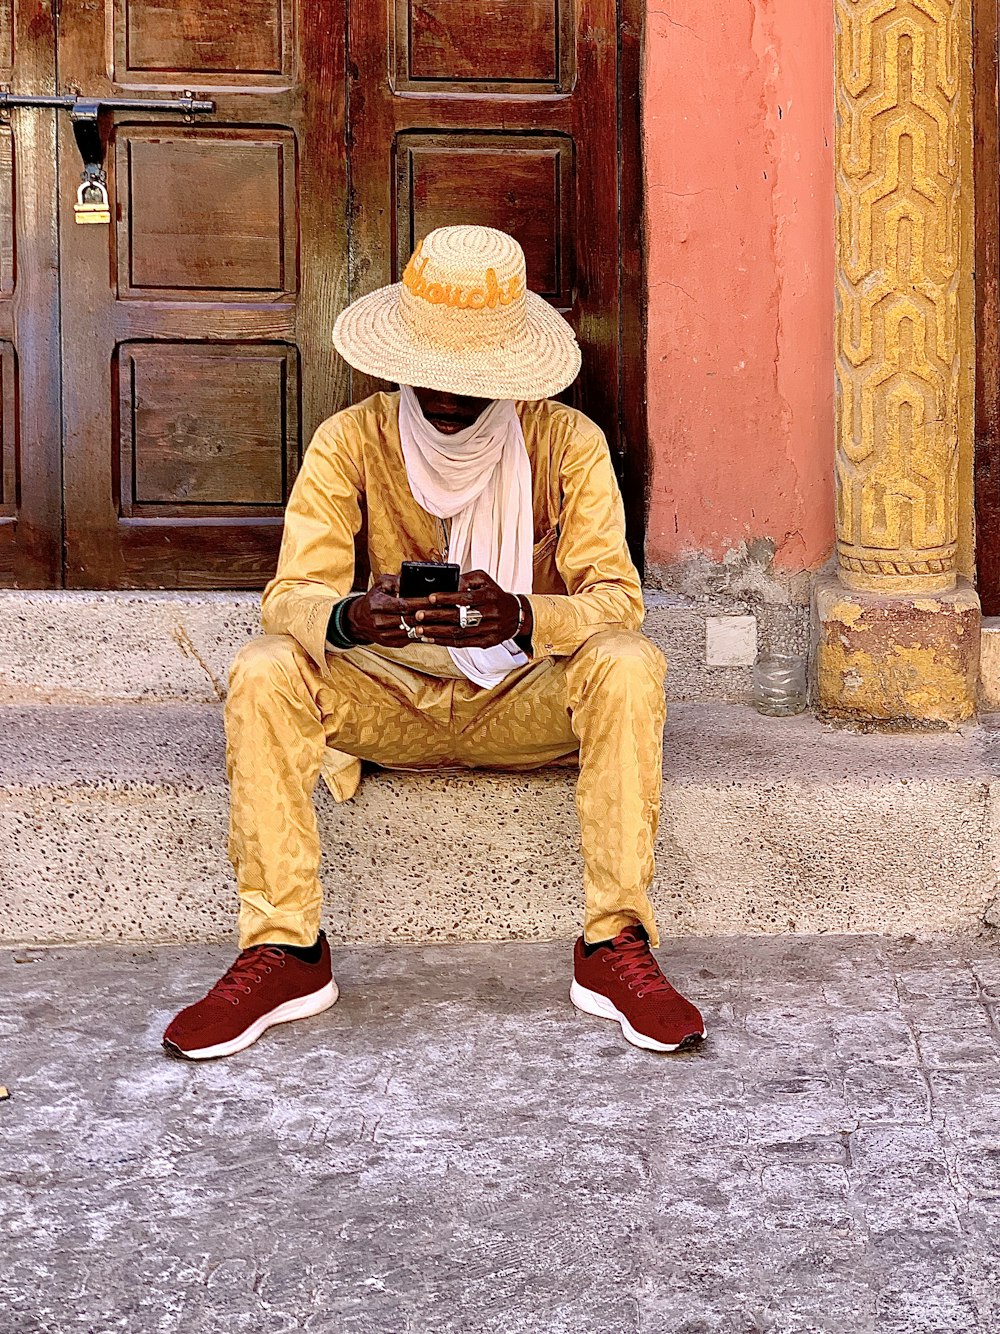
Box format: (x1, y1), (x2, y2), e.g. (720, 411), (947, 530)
(163, 934), (338, 1061)
(571, 924), (706, 1052)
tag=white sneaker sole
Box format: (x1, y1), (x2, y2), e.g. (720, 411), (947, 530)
(570, 979), (706, 1053)
(166, 978), (340, 1061)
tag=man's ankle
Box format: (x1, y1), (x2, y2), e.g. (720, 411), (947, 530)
(582, 921), (648, 955)
(272, 934), (323, 965)
(583, 936), (615, 956)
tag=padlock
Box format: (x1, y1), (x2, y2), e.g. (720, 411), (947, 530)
(74, 178), (110, 225)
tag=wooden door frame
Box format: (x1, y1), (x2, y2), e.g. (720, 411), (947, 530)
(618, 0), (649, 574)
(975, 0), (1000, 611)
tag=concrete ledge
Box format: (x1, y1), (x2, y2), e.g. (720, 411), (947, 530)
(0, 590), (259, 704)
(981, 617), (1000, 711)
(2, 700), (998, 944)
(0, 589), (789, 706)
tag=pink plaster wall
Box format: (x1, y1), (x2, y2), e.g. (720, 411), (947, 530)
(643, 1), (835, 574)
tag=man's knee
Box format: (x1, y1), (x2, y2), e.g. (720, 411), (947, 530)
(577, 629), (666, 677)
(570, 629), (667, 694)
(227, 634), (311, 703)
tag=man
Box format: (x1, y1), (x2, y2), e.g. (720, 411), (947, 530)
(163, 225), (705, 1060)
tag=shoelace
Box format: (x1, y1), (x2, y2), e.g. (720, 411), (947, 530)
(208, 946), (287, 1006)
(608, 933), (673, 998)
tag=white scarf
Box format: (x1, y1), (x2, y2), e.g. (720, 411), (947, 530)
(397, 385), (533, 689)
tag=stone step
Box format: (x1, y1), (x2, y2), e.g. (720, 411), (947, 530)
(0, 589), (806, 706)
(2, 699), (997, 945)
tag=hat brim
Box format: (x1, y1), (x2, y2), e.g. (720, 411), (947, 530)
(332, 283), (582, 401)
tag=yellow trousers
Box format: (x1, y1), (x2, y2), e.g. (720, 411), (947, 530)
(224, 630), (666, 950)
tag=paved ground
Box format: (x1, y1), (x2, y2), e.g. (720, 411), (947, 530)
(3, 936), (1000, 1334)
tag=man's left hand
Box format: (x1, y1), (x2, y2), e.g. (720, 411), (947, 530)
(413, 570), (525, 648)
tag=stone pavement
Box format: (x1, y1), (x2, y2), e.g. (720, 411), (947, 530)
(3, 935), (1000, 1334)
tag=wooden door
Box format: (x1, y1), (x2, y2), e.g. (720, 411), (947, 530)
(57, 0), (346, 588)
(347, 0), (647, 559)
(0, 1), (644, 589)
(0, 2), (63, 587)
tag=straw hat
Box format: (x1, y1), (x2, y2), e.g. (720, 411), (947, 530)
(332, 225), (581, 401)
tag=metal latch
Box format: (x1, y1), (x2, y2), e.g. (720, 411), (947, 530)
(0, 91), (215, 227)
(0, 92), (216, 118)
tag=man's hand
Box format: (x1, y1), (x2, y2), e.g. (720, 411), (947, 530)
(345, 570), (530, 650)
(344, 574), (427, 647)
(412, 570), (526, 648)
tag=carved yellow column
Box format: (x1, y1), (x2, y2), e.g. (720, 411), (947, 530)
(816, 0), (980, 724)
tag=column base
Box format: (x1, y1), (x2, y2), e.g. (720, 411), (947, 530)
(813, 574), (981, 727)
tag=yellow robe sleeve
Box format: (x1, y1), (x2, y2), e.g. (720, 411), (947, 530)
(260, 416), (364, 671)
(525, 424), (645, 658)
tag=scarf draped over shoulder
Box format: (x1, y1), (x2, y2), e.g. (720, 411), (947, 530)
(397, 385), (533, 689)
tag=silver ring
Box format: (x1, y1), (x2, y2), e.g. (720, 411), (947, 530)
(458, 605), (483, 629)
(400, 616), (421, 641)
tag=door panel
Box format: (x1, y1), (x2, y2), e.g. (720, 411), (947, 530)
(350, 0), (623, 459)
(0, 2), (61, 587)
(117, 128), (297, 297)
(58, 0), (346, 587)
(119, 0), (288, 78)
(118, 341), (298, 513)
(395, 0), (574, 90)
(395, 134), (574, 304)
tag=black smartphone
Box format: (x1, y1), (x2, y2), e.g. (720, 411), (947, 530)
(399, 560), (461, 599)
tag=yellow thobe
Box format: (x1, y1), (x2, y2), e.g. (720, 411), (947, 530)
(225, 391), (666, 949)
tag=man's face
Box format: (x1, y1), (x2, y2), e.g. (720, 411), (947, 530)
(413, 385), (491, 435)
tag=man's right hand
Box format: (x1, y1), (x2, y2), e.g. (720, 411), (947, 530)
(345, 574), (436, 648)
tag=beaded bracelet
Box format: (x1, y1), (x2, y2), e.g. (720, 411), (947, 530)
(326, 594), (363, 650)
